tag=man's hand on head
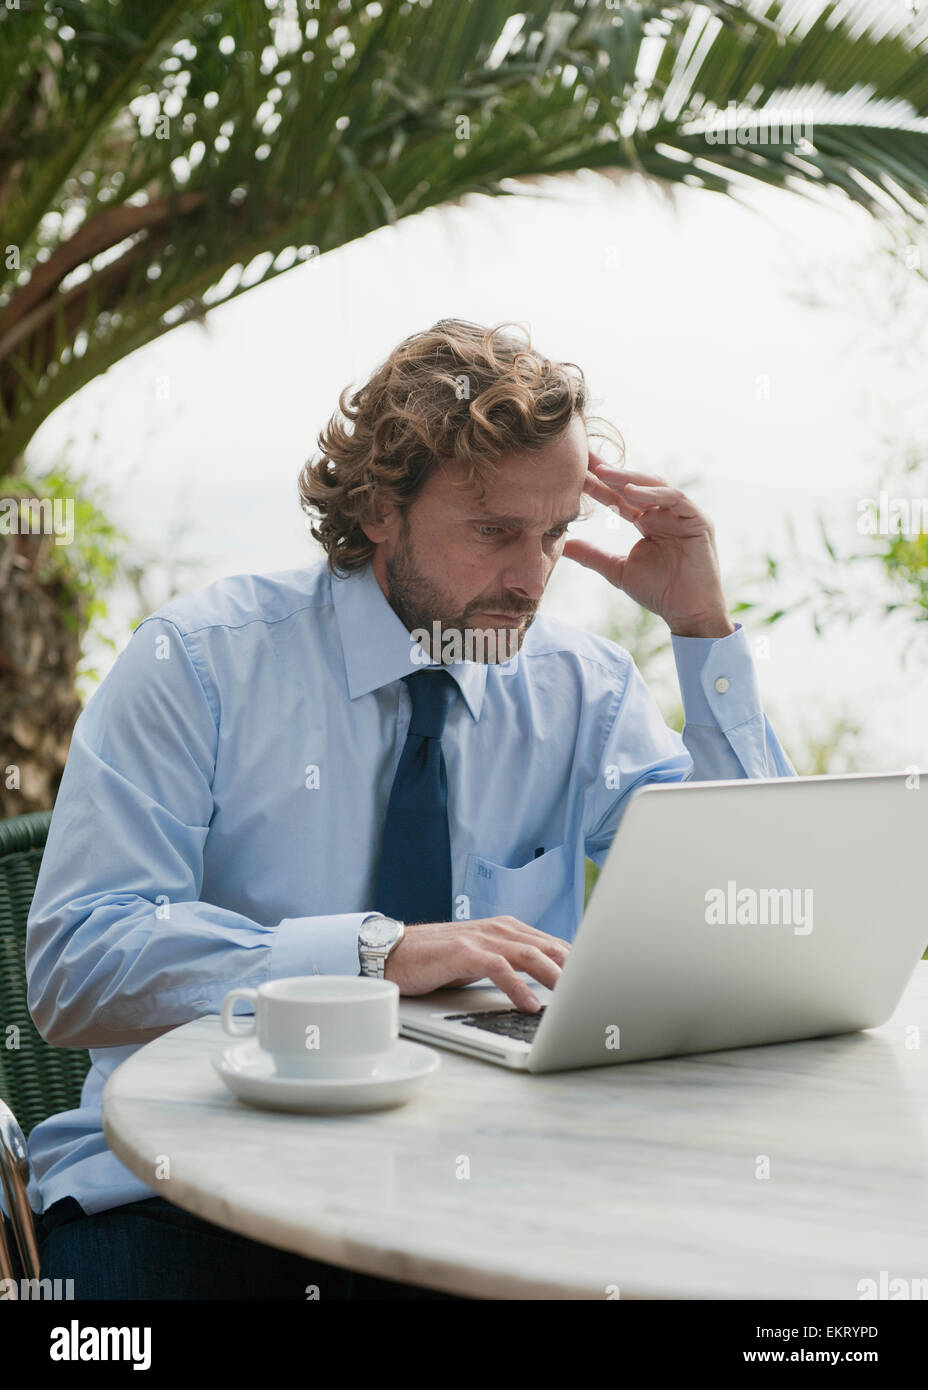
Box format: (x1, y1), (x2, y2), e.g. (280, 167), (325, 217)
(562, 450), (736, 640)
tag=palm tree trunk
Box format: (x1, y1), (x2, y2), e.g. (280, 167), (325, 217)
(0, 461), (83, 815)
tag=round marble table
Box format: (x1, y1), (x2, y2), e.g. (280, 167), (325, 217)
(102, 963), (928, 1299)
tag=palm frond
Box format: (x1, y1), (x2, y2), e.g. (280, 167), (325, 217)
(2, 0), (927, 469)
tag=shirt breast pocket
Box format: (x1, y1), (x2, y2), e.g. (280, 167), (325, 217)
(463, 843), (572, 938)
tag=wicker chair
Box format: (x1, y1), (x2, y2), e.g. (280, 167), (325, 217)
(0, 811), (92, 1282)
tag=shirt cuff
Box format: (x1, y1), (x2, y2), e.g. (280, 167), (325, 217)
(270, 913), (371, 981)
(671, 623), (763, 731)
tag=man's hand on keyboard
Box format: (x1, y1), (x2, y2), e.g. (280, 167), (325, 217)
(384, 916), (569, 1013)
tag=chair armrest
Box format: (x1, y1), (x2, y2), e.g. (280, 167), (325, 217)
(0, 1097), (41, 1283)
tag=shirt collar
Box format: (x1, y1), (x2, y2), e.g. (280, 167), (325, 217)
(330, 560), (489, 722)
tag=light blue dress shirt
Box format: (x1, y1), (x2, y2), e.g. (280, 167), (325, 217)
(16, 556), (795, 1218)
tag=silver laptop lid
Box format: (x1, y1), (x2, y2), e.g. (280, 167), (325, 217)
(527, 773), (928, 1072)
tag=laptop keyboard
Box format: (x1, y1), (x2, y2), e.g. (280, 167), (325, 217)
(444, 1006), (547, 1043)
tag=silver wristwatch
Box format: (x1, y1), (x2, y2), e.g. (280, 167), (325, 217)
(358, 913), (405, 978)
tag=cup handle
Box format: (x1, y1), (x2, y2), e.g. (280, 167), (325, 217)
(221, 988), (258, 1037)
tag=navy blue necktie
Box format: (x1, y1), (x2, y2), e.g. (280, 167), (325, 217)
(375, 669), (458, 925)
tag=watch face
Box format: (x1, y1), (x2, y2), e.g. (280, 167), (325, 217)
(362, 920), (400, 949)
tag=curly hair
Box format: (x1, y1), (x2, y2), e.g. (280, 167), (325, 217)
(298, 318), (623, 575)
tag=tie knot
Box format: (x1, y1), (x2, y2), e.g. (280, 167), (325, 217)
(402, 668), (458, 739)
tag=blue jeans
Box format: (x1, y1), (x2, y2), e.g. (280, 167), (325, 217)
(2, 1196), (460, 1300)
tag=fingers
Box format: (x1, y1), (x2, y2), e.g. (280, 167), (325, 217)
(395, 918), (570, 1011)
(561, 536), (627, 588)
(443, 944), (537, 1010)
(589, 451), (668, 489)
(588, 452), (705, 528)
(623, 483), (701, 521)
(584, 471), (708, 539)
(485, 956), (542, 1012)
(585, 455), (698, 535)
(582, 471), (647, 524)
(455, 920), (569, 1011)
(472, 951), (550, 1013)
(587, 471), (692, 519)
(491, 916), (571, 966)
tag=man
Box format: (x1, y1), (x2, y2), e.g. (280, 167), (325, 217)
(8, 318), (793, 1298)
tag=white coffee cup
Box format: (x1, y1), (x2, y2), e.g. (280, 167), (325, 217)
(220, 975), (399, 1079)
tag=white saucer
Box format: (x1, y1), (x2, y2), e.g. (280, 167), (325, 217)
(212, 1038), (441, 1113)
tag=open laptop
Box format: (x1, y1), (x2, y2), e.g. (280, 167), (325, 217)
(398, 773), (928, 1072)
